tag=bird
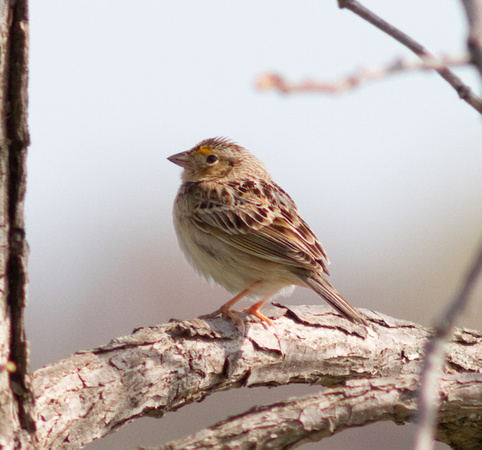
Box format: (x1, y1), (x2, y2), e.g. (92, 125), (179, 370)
(167, 137), (367, 330)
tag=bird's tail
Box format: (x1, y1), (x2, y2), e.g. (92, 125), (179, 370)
(304, 275), (368, 326)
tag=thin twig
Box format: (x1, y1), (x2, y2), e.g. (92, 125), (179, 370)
(256, 54), (470, 94)
(337, 0), (482, 114)
(415, 240), (482, 450)
(460, 0), (482, 78)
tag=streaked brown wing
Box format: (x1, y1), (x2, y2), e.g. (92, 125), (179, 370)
(189, 180), (330, 274)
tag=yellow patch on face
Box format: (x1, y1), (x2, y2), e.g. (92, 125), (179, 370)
(196, 146), (212, 155)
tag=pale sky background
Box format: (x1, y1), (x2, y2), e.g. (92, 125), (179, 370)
(26, 1), (481, 449)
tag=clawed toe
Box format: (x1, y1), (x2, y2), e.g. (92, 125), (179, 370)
(199, 308), (245, 334)
(199, 304), (274, 330)
(241, 300), (274, 326)
(241, 307), (273, 326)
(198, 309), (223, 319)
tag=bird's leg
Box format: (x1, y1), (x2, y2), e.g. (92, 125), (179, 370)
(199, 281), (261, 330)
(242, 298), (274, 326)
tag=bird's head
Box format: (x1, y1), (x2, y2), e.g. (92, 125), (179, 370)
(168, 137), (270, 183)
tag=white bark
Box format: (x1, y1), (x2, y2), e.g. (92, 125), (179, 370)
(30, 305), (482, 449)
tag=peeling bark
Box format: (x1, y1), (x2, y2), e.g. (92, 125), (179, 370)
(154, 374), (482, 450)
(30, 306), (482, 449)
(0, 2), (480, 448)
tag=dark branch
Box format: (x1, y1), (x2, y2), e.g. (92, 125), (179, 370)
(337, 0), (482, 113)
(460, 0), (482, 79)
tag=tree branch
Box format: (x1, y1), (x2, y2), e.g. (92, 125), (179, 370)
(415, 239), (482, 449)
(460, 0), (482, 78)
(0, 0), (34, 446)
(30, 306), (482, 449)
(256, 54), (470, 94)
(337, 0), (482, 114)
(257, 1), (482, 113)
(154, 374), (482, 450)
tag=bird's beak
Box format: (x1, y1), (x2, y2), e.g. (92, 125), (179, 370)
(167, 151), (190, 168)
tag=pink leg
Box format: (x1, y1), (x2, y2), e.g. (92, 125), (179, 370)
(242, 299), (274, 326)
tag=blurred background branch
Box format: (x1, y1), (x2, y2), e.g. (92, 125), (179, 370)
(257, 0), (482, 113)
(338, 0), (482, 113)
(460, 0), (482, 78)
(256, 54), (470, 94)
(415, 240), (482, 449)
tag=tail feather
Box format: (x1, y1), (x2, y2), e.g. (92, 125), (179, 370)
(304, 275), (368, 326)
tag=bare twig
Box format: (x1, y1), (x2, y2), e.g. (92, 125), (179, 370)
(415, 240), (482, 450)
(154, 374), (482, 450)
(256, 54), (470, 94)
(460, 0), (482, 78)
(336, 0), (482, 114)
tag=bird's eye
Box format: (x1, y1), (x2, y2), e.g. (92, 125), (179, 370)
(206, 154), (218, 165)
